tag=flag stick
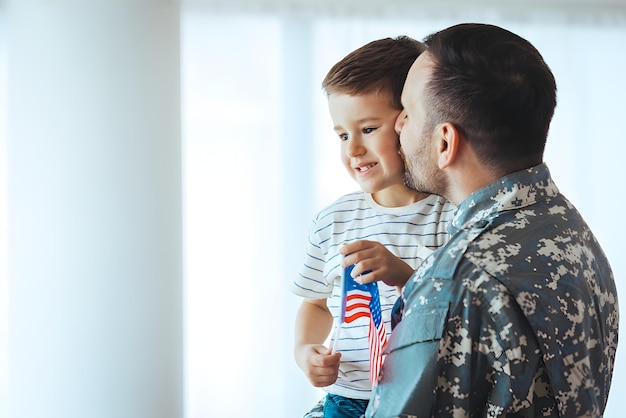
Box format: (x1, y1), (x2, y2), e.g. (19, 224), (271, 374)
(331, 263), (351, 354)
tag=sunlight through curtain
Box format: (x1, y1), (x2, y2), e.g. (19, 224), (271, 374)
(182, 11), (626, 418)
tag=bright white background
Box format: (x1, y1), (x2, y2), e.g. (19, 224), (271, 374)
(1, 2), (626, 418)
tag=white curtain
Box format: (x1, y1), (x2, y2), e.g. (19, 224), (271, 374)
(182, 12), (626, 418)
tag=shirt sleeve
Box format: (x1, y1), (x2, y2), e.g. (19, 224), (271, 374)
(291, 218), (334, 299)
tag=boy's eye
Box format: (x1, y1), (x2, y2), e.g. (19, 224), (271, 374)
(363, 127), (376, 134)
(338, 133), (349, 141)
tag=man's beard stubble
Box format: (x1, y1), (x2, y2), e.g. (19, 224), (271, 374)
(399, 147), (426, 193)
(402, 165), (419, 192)
(399, 145), (448, 198)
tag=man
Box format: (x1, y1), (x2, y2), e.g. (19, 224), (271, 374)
(364, 23), (619, 417)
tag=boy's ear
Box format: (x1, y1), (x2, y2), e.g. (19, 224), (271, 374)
(436, 122), (459, 169)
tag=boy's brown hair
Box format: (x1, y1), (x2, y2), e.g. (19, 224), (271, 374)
(322, 36), (425, 110)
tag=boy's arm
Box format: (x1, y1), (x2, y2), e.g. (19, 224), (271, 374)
(294, 298), (341, 387)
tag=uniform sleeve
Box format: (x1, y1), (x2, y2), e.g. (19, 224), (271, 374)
(367, 269), (544, 418)
(433, 273), (542, 416)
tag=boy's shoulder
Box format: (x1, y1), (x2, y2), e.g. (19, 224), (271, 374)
(326, 190), (366, 207)
(313, 191), (453, 222)
(315, 190), (368, 219)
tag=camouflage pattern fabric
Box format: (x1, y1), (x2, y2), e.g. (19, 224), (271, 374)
(366, 164), (619, 418)
(303, 398), (325, 418)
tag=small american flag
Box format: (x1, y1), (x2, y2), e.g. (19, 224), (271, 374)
(340, 264), (388, 386)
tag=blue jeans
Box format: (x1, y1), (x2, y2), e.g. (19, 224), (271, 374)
(323, 393), (368, 418)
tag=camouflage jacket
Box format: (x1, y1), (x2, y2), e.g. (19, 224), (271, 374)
(366, 164), (619, 418)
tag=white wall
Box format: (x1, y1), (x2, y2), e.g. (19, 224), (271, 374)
(4, 2), (183, 418)
(0, 9), (8, 418)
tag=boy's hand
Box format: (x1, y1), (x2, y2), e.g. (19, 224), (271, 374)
(339, 240), (415, 288)
(295, 344), (342, 387)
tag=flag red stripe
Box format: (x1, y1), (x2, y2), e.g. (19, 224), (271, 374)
(368, 316), (388, 386)
(345, 302), (370, 310)
(347, 293), (372, 301)
(344, 311), (370, 323)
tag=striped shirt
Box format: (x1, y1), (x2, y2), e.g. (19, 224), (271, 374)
(292, 191), (454, 399)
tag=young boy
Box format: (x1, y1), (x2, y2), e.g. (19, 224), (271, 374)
(291, 36), (455, 418)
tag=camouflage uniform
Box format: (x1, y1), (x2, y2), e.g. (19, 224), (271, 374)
(366, 164), (619, 418)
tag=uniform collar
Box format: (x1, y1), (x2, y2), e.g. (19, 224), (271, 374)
(449, 163), (558, 235)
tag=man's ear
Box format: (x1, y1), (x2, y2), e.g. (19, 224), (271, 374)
(436, 122), (459, 169)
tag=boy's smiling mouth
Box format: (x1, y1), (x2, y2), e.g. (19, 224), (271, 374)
(355, 162), (377, 172)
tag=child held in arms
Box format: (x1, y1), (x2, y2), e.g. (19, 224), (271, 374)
(291, 36), (454, 418)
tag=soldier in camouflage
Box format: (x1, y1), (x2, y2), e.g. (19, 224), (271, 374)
(364, 23), (619, 418)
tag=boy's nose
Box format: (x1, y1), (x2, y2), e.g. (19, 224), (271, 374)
(347, 139), (365, 157)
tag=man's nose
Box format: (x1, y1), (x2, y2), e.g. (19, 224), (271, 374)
(395, 109), (406, 135)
